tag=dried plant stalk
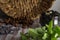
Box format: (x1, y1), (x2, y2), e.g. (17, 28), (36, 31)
(0, 0), (54, 27)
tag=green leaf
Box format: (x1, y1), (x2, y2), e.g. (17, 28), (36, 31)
(54, 26), (60, 36)
(21, 33), (27, 40)
(46, 20), (53, 34)
(42, 33), (48, 40)
(20, 20), (60, 40)
(28, 28), (38, 38)
(21, 35), (27, 40)
(36, 27), (46, 33)
(51, 37), (57, 40)
(55, 33), (58, 38)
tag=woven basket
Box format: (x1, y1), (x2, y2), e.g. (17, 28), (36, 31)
(0, 0), (54, 27)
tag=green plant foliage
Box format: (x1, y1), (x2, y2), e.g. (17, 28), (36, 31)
(20, 20), (60, 40)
